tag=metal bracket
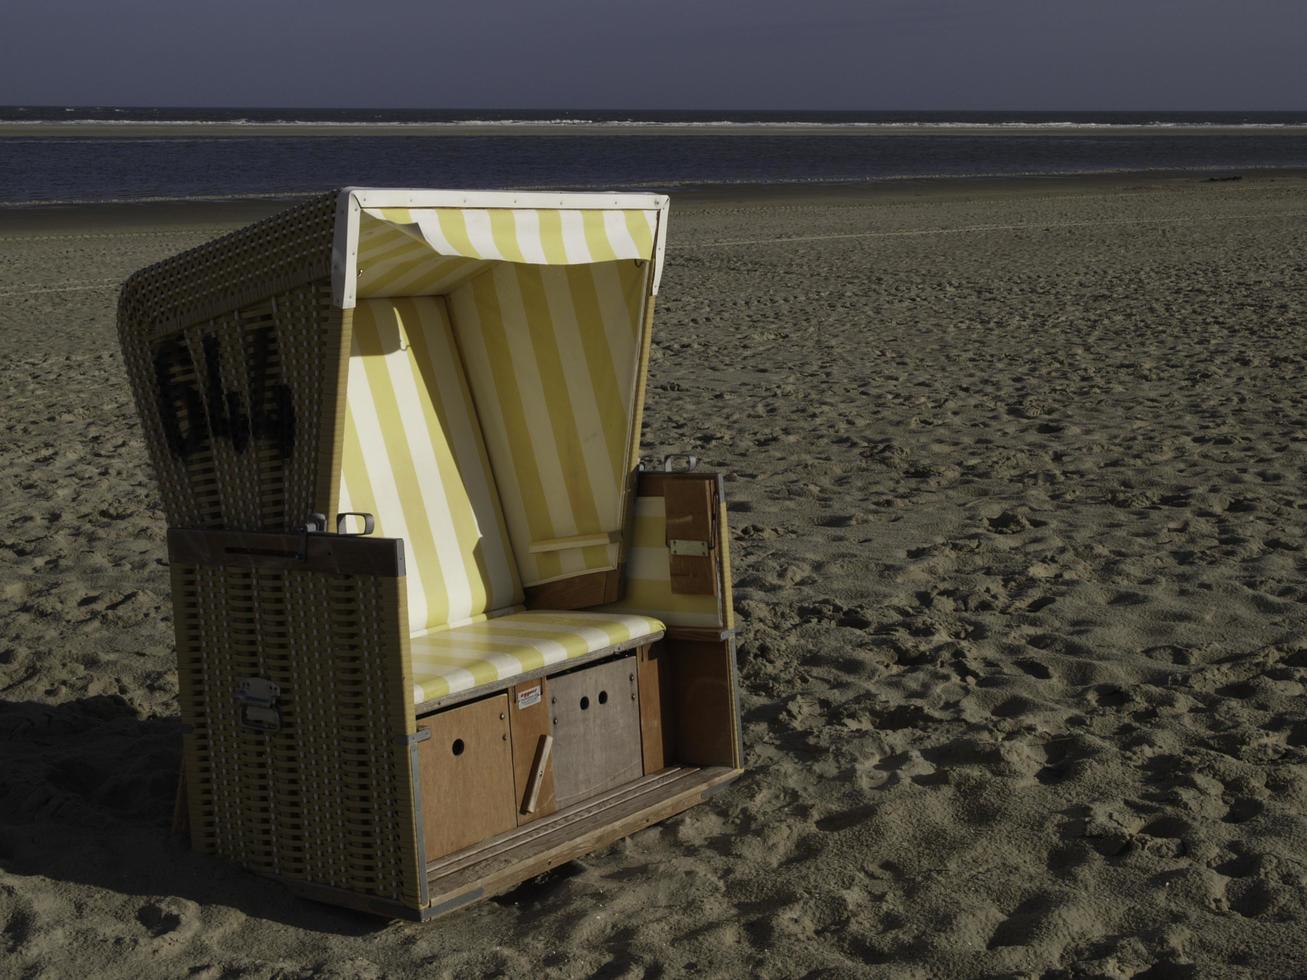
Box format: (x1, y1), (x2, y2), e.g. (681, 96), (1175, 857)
(236, 677), (281, 733)
(668, 538), (710, 558)
(396, 727), (432, 746)
(336, 512), (376, 536)
(662, 454), (699, 472)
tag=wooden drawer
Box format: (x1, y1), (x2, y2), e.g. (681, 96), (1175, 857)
(418, 693), (518, 862)
(549, 655), (643, 810)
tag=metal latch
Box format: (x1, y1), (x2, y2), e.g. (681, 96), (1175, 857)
(668, 539), (709, 558)
(236, 677), (281, 733)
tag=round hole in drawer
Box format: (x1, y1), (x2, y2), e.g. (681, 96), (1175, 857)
(451, 738), (465, 756)
(598, 690), (609, 705)
(580, 696), (590, 710)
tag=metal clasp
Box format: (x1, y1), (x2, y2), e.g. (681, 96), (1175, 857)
(236, 677), (281, 733)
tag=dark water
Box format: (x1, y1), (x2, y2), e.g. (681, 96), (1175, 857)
(3, 107), (1307, 205)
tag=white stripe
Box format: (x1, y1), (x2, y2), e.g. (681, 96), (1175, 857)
(476, 619), (617, 649)
(493, 265), (578, 548)
(384, 302), (475, 624)
(590, 262), (641, 435)
(419, 303), (521, 608)
(514, 210), (549, 264)
(447, 284), (535, 586)
(462, 210), (502, 261)
(411, 665), (477, 697)
(414, 633), (572, 667)
(416, 210), (460, 257)
(413, 643), (526, 678)
(559, 210), (592, 264)
(344, 335), (430, 631)
(603, 209), (640, 259)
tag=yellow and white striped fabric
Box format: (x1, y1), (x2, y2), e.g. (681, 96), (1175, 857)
(409, 609), (664, 704)
(355, 208), (658, 298)
(450, 259), (649, 586)
(338, 297), (523, 635)
(599, 495), (727, 629)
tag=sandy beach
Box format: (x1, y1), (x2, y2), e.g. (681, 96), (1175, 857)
(2, 172), (1306, 977)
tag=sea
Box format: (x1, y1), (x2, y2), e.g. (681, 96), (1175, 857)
(3, 107), (1307, 206)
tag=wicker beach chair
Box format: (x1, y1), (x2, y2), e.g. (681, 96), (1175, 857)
(118, 189), (742, 919)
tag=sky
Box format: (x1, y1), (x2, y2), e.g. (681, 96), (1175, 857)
(2, 0), (1305, 110)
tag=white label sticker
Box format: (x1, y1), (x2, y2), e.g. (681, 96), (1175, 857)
(516, 684), (542, 710)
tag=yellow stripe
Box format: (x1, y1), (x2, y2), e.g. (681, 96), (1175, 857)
(536, 209), (569, 264)
(565, 265), (626, 489)
(488, 210), (528, 264)
(464, 270), (562, 582)
(581, 210), (619, 261)
(399, 297), (490, 619)
(353, 302), (450, 628)
(625, 210), (655, 258)
(517, 265), (603, 539)
(435, 209), (479, 259)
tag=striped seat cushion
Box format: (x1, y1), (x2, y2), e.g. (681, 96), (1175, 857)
(409, 610), (665, 704)
(338, 297), (524, 635)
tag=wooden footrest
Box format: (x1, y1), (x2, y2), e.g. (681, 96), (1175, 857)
(422, 766), (739, 918)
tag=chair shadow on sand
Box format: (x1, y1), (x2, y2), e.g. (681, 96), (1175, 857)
(0, 694), (568, 935)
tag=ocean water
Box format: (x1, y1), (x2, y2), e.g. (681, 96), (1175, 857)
(3, 108), (1307, 205)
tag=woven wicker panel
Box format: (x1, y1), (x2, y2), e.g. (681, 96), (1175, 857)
(118, 193), (346, 530)
(173, 561), (422, 909)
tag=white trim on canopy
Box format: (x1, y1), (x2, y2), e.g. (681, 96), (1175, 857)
(332, 188), (670, 308)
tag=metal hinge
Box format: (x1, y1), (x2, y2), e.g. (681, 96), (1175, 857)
(668, 538), (710, 558)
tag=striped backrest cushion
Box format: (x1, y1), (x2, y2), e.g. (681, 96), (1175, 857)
(448, 259), (650, 587)
(338, 297), (523, 634)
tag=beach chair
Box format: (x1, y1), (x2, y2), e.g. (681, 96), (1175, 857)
(117, 189), (742, 919)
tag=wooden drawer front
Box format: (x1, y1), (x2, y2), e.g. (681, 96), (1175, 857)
(418, 694), (518, 862)
(550, 657), (643, 809)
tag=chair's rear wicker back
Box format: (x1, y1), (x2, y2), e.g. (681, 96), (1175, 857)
(119, 193), (347, 530)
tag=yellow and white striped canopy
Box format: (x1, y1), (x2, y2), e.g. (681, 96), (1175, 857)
(333, 189), (669, 307)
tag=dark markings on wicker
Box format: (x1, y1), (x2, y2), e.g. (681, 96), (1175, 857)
(154, 326), (296, 461)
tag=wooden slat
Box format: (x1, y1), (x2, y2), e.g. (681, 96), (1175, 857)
(509, 679), (557, 824)
(637, 644), (671, 773)
(524, 567), (622, 609)
(663, 478), (719, 596)
(425, 766), (702, 879)
(425, 767), (738, 913)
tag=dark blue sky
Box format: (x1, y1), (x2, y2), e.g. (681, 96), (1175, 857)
(3, 0), (1304, 109)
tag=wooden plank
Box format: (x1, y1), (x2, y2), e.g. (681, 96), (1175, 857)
(550, 657), (643, 809)
(637, 643), (672, 773)
(524, 567), (622, 609)
(528, 531), (621, 554)
(524, 735), (554, 813)
(426, 766), (701, 879)
(663, 478), (719, 596)
(508, 679), (556, 825)
(669, 638), (740, 768)
(418, 694), (517, 862)
(426, 767), (739, 914)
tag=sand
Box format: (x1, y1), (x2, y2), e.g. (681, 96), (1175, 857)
(2, 173), (1306, 978)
